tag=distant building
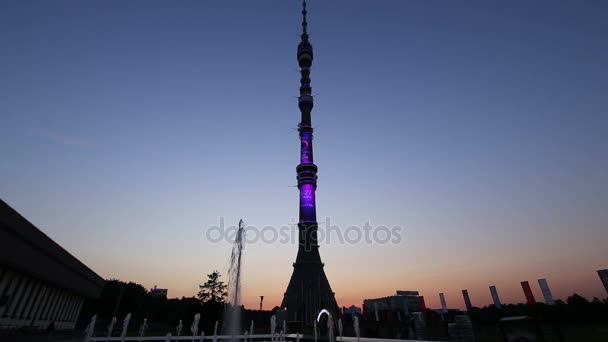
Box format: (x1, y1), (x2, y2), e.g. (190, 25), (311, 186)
(0, 199), (105, 330)
(148, 286), (168, 298)
(342, 305), (362, 319)
(363, 290), (424, 321)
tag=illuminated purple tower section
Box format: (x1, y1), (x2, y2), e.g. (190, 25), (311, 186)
(282, 0), (339, 324)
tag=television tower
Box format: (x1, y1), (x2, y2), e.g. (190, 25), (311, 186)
(281, 0), (339, 324)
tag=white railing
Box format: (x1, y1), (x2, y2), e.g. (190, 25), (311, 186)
(88, 334), (432, 342)
(89, 333), (296, 341)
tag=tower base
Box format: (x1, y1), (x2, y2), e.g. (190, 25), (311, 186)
(281, 261), (338, 325)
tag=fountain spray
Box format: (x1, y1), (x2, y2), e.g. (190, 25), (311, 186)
(84, 315), (97, 342)
(354, 316), (360, 342)
(139, 318), (148, 342)
(328, 314), (334, 342)
(282, 319), (287, 341)
(107, 316), (116, 340)
(270, 315), (276, 342)
(176, 320), (183, 337)
(226, 219), (245, 341)
(191, 313), (201, 339)
(120, 313), (131, 342)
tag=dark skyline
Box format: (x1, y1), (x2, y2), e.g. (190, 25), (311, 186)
(0, 1), (607, 309)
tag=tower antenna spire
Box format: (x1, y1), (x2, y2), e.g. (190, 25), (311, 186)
(301, 0), (308, 37)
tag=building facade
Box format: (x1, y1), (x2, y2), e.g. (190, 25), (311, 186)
(363, 291), (424, 321)
(0, 199), (105, 330)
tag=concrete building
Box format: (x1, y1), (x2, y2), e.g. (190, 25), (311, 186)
(148, 286), (168, 298)
(0, 199), (105, 330)
(363, 291), (424, 321)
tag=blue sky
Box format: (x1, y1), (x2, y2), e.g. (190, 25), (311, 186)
(1, 1), (607, 309)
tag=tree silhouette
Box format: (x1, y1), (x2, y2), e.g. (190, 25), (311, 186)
(567, 293), (589, 306)
(197, 271), (228, 304)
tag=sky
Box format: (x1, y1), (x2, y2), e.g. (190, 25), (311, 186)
(1, 0), (607, 311)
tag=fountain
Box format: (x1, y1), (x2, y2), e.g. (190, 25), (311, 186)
(120, 313), (131, 342)
(138, 318), (148, 342)
(165, 333), (172, 342)
(177, 320), (183, 337)
(327, 314), (335, 342)
(225, 219), (245, 341)
(107, 316), (116, 341)
(282, 319), (287, 341)
(270, 315), (276, 342)
(200, 331), (205, 342)
(84, 315), (97, 342)
(191, 313), (201, 339)
(213, 321), (218, 342)
(249, 320), (254, 335)
(314, 320), (318, 342)
(338, 318), (343, 342)
(354, 316), (360, 342)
